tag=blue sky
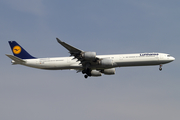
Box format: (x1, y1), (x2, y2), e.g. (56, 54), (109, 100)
(0, 0), (180, 120)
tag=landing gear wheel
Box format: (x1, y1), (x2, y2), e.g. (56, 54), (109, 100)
(84, 75), (88, 79)
(159, 65), (162, 71)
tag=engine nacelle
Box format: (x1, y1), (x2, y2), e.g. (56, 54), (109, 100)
(101, 68), (115, 75)
(100, 58), (113, 66)
(81, 52), (96, 60)
(91, 70), (102, 76)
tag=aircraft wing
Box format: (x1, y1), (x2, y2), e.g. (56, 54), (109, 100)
(56, 38), (83, 54)
(56, 38), (100, 65)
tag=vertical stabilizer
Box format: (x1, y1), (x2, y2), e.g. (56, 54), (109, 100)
(8, 41), (36, 59)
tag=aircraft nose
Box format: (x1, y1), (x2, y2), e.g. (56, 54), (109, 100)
(171, 56), (175, 61)
(172, 57), (175, 61)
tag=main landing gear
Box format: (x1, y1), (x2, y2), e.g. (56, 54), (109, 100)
(84, 75), (88, 78)
(82, 68), (91, 79)
(159, 65), (162, 71)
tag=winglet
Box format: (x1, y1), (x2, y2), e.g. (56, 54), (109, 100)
(56, 38), (62, 43)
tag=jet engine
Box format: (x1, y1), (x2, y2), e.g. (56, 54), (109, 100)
(101, 68), (115, 75)
(81, 52), (96, 60)
(91, 70), (102, 76)
(100, 58), (113, 66)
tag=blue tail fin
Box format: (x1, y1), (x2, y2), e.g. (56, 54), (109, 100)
(8, 41), (36, 59)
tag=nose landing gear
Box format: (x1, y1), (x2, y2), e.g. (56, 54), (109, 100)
(159, 65), (162, 71)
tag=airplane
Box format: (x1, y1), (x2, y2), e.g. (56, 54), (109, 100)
(6, 38), (175, 78)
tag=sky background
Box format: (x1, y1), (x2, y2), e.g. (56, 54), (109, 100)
(0, 0), (180, 120)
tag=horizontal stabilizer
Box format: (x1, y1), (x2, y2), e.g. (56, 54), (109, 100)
(6, 54), (25, 64)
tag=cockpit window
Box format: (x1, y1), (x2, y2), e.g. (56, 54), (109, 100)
(167, 55), (171, 57)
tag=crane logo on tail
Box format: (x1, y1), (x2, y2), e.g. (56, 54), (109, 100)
(13, 46), (21, 54)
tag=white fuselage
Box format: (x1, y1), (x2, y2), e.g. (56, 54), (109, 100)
(15, 53), (175, 70)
